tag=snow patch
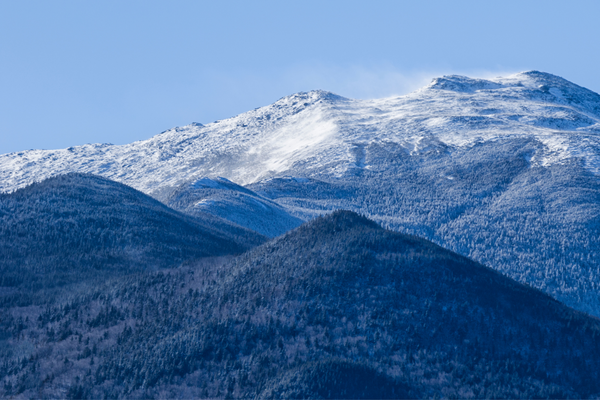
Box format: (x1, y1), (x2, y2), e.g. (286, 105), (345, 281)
(194, 199), (215, 207)
(549, 87), (565, 101)
(191, 178), (228, 190)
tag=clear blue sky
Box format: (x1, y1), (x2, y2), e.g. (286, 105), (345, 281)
(1, 0), (599, 154)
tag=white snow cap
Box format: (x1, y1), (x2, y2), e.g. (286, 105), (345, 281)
(1, 71), (599, 195)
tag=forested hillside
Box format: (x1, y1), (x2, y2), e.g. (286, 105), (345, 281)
(249, 140), (600, 316)
(3, 211), (600, 399)
(0, 174), (265, 306)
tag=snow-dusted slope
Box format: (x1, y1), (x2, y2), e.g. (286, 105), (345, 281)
(165, 176), (302, 237)
(2, 71), (600, 196)
(0, 91), (341, 197)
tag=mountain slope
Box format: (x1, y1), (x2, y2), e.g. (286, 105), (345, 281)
(165, 177), (302, 237)
(2, 71), (599, 195)
(2, 71), (600, 315)
(0, 173), (265, 305)
(248, 139), (600, 315)
(4, 211), (600, 398)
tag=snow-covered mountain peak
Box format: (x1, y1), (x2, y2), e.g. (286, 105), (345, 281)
(147, 91), (344, 146)
(427, 75), (505, 93)
(425, 71), (585, 95)
(488, 71), (600, 116)
(2, 71), (600, 195)
(424, 71), (599, 109)
(276, 89), (348, 105)
(504, 70), (575, 88)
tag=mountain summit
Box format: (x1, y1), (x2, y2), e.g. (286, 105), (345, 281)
(3, 71), (599, 195)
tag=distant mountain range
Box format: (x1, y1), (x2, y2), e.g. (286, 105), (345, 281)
(2, 70), (599, 316)
(3, 71), (600, 194)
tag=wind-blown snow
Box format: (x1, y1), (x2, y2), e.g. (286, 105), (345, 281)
(1, 71), (600, 196)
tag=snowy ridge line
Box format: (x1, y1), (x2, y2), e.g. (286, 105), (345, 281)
(1, 71), (600, 195)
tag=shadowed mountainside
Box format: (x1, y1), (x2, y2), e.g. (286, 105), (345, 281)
(4, 211), (600, 398)
(0, 173), (266, 306)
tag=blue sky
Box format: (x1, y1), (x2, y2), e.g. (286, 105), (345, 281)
(1, 0), (599, 154)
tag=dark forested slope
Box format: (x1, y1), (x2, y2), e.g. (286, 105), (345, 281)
(0, 174), (265, 305)
(4, 211), (600, 399)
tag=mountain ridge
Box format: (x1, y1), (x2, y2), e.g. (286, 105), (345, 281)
(2, 71), (600, 316)
(3, 70), (600, 194)
(0, 173), (266, 305)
